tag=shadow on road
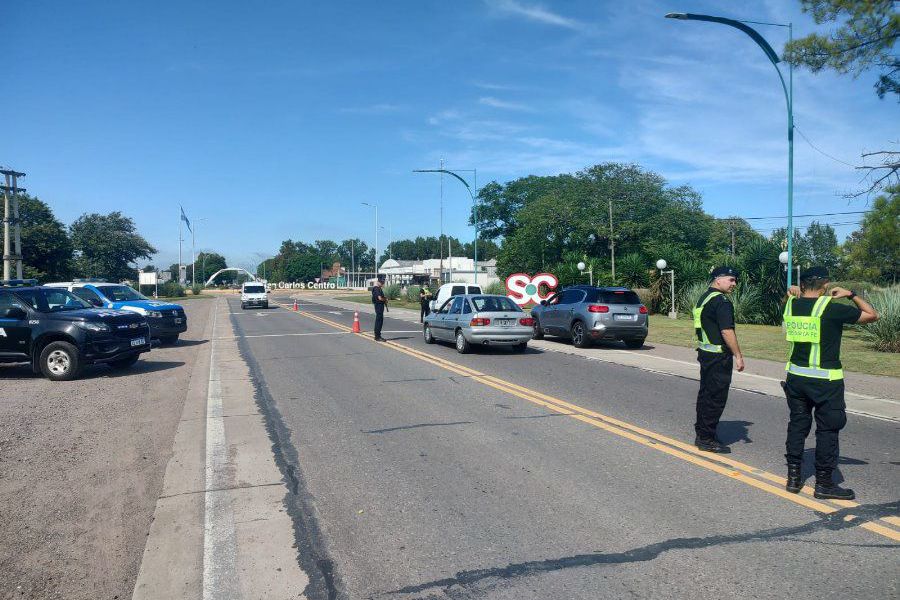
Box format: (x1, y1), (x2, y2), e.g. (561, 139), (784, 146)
(382, 499), (899, 598)
(716, 420), (754, 445)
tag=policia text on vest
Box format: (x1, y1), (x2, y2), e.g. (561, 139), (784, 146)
(693, 266), (744, 455)
(781, 266), (879, 501)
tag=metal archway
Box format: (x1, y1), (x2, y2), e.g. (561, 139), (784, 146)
(204, 267), (258, 287)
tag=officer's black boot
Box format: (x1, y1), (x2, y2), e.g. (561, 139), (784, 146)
(785, 463), (802, 494)
(813, 468), (855, 500)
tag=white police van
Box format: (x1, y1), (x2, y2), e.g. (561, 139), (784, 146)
(241, 282), (269, 309)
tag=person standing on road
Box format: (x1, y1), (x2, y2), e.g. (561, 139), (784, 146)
(782, 267), (878, 500)
(419, 284), (432, 323)
(372, 275), (387, 342)
(693, 266), (744, 453)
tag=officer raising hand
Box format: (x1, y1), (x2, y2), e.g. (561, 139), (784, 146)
(782, 267), (878, 500)
(693, 266), (744, 454)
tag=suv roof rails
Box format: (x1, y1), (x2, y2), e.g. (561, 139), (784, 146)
(0, 279), (39, 287)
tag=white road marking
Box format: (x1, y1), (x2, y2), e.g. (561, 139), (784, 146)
(203, 300), (240, 598)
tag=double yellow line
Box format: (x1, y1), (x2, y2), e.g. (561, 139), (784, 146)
(280, 301), (900, 543)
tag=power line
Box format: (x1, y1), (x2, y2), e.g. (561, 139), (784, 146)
(794, 125), (859, 168)
(718, 210), (867, 221)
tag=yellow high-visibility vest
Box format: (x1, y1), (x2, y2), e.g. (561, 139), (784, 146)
(693, 291), (724, 353)
(783, 296), (843, 380)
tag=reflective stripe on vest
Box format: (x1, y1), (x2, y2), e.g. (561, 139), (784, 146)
(693, 291), (723, 353)
(783, 296), (843, 380)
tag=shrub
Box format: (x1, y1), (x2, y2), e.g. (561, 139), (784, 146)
(405, 285), (421, 303)
(677, 281), (709, 318)
(859, 285), (900, 352)
(160, 281), (185, 297)
(191, 284), (203, 296)
(384, 283), (401, 300)
(484, 280), (506, 295)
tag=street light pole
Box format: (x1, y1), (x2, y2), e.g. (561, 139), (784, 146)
(413, 168), (479, 284)
(656, 259), (677, 319)
(362, 202), (378, 277)
(665, 12), (794, 288)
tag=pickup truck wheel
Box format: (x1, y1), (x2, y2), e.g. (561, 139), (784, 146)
(39, 341), (82, 381)
(109, 354), (140, 369)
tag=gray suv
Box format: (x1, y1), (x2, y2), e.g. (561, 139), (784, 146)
(531, 285), (648, 349)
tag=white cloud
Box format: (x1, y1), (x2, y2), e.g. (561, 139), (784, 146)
(478, 96), (534, 112)
(489, 0), (583, 30)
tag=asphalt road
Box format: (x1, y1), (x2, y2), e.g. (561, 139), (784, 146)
(230, 296), (898, 600)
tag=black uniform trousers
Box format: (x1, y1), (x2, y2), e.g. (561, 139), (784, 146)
(695, 350), (733, 441)
(374, 303), (385, 338)
(420, 303), (430, 322)
(783, 374), (846, 471)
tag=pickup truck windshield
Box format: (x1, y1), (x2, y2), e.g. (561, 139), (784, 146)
(244, 286), (266, 294)
(13, 289), (92, 313)
(98, 285), (148, 302)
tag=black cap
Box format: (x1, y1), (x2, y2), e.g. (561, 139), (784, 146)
(376, 274), (386, 282)
(710, 265), (739, 280)
(800, 266), (829, 281)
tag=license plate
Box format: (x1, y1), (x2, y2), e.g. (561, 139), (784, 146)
(131, 337), (145, 347)
(497, 319), (514, 326)
(174, 318), (183, 324)
(614, 314), (635, 321)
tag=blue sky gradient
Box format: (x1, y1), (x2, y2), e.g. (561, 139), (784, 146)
(6, 1), (897, 270)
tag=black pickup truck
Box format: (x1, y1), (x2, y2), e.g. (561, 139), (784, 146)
(0, 281), (151, 381)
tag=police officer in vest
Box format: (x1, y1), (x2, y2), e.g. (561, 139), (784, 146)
(372, 275), (387, 342)
(782, 267), (878, 499)
(693, 266), (744, 453)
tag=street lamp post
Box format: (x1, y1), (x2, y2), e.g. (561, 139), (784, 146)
(413, 168), (479, 285)
(657, 259), (677, 319)
(779, 251), (800, 287)
(577, 261), (593, 286)
(665, 12), (795, 288)
(361, 202), (378, 277)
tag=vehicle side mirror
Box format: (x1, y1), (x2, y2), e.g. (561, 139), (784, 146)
(90, 298), (103, 307)
(0, 307), (26, 320)
(540, 300), (548, 306)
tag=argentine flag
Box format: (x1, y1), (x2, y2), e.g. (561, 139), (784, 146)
(180, 206), (192, 233)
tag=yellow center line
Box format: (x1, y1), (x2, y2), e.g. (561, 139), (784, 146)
(275, 300), (900, 542)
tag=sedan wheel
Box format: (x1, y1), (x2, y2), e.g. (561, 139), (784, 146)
(455, 331), (471, 354)
(531, 317), (544, 340)
(424, 325), (435, 344)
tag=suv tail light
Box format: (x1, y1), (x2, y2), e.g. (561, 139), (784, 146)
(470, 318), (491, 326)
(519, 317), (534, 326)
(588, 305), (609, 313)
(639, 305), (648, 314)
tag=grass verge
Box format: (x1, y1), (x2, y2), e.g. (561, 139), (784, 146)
(648, 315), (899, 378)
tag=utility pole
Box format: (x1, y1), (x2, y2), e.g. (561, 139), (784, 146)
(440, 158), (444, 283)
(2, 169), (26, 281)
(731, 221), (736, 257)
(608, 199), (615, 283)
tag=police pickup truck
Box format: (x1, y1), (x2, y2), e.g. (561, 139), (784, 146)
(45, 280), (187, 344)
(0, 280), (151, 381)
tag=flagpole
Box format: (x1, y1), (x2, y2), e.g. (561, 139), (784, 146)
(178, 213), (183, 284)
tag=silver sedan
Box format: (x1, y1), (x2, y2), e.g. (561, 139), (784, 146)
(423, 294), (533, 353)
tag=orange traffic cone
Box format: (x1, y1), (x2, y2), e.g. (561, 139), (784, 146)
(352, 311), (361, 333)
(293, 300), (299, 311)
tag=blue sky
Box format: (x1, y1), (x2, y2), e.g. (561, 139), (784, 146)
(6, 0), (897, 271)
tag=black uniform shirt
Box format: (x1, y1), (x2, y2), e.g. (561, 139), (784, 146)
(787, 298), (860, 370)
(696, 288), (735, 351)
(419, 289), (431, 306)
(371, 285), (385, 305)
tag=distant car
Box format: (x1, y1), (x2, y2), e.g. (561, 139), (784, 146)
(241, 282), (269, 309)
(0, 280), (151, 381)
(423, 294), (533, 353)
(530, 285), (648, 349)
(44, 281), (187, 345)
(429, 283), (483, 312)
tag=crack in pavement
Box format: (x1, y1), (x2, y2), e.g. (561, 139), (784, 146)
(362, 421), (476, 434)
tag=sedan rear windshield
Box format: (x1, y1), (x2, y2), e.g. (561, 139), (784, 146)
(590, 290), (641, 304)
(470, 296), (522, 313)
(244, 286), (266, 294)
